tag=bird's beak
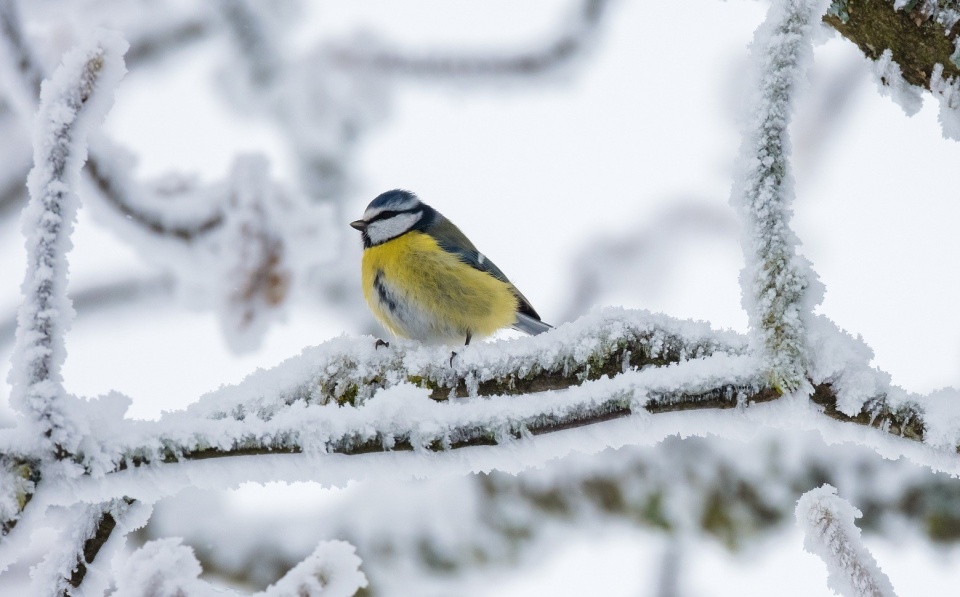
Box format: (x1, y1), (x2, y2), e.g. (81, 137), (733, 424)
(350, 220), (367, 231)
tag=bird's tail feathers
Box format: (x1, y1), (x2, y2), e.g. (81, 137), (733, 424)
(513, 312), (552, 336)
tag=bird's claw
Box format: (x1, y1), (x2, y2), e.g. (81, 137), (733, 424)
(375, 338), (390, 349)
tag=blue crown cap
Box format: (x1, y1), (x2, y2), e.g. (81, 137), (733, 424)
(367, 189), (420, 211)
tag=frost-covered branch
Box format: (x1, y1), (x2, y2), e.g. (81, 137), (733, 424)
(32, 498), (141, 597)
(81, 310), (754, 471)
(83, 149), (225, 241)
(115, 539), (366, 597)
(797, 485), (897, 597)
(329, 0), (612, 80)
(731, 0), (826, 393)
(149, 432), (960, 593)
(10, 31), (127, 457)
(0, 309), (940, 516)
(0, 310), (935, 483)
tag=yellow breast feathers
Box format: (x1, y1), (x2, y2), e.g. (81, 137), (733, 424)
(361, 231), (519, 343)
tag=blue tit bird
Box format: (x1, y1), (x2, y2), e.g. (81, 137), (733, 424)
(350, 189), (552, 346)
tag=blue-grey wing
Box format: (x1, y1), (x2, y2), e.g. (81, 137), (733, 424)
(428, 215), (546, 325)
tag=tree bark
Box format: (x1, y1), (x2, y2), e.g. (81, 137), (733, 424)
(824, 0), (960, 89)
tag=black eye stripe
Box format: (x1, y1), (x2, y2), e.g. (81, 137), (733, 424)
(367, 208), (420, 223)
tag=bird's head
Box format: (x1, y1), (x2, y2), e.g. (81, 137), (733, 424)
(350, 189), (433, 247)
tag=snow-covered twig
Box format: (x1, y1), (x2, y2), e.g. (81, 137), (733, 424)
(870, 49), (923, 116)
(929, 62), (960, 140)
(115, 539), (366, 597)
(145, 433), (959, 592)
(796, 485), (897, 597)
(731, 0), (827, 393)
(329, 0), (613, 80)
(10, 30), (127, 457)
(83, 145), (225, 242)
(258, 541), (367, 597)
(31, 497), (142, 597)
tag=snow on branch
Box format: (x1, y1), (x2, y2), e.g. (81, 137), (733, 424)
(929, 62), (960, 140)
(870, 49), (923, 116)
(10, 30), (128, 458)
(50, 310), (749, 474)
(31, 497), (145, 597)
(81, 148), (329, 353)
(796, 485), (897, 597)
(159, 432), (959, 592)
(258, 541), (367, 597)
(115, 539), (367, 597)
(83, 145), (225, 242)
(0, 309), (939, 522)
(731, 0), (827, 393)
(0, 309), (931, 485)
(327, 0), (613, 81)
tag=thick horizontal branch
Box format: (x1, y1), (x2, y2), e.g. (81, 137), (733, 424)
(171, 431), (960, 591)
(825, 0), (960, 89)
(121, 378), (925, 472)
(128, 378), (779, 469)
(0, 311), (935, 489)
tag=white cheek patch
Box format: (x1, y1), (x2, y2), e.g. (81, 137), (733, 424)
(366, 212), (423, 244)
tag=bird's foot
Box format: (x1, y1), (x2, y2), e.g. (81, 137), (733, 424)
(449, 351), (458, 368)
(375, 338), (390, 349)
